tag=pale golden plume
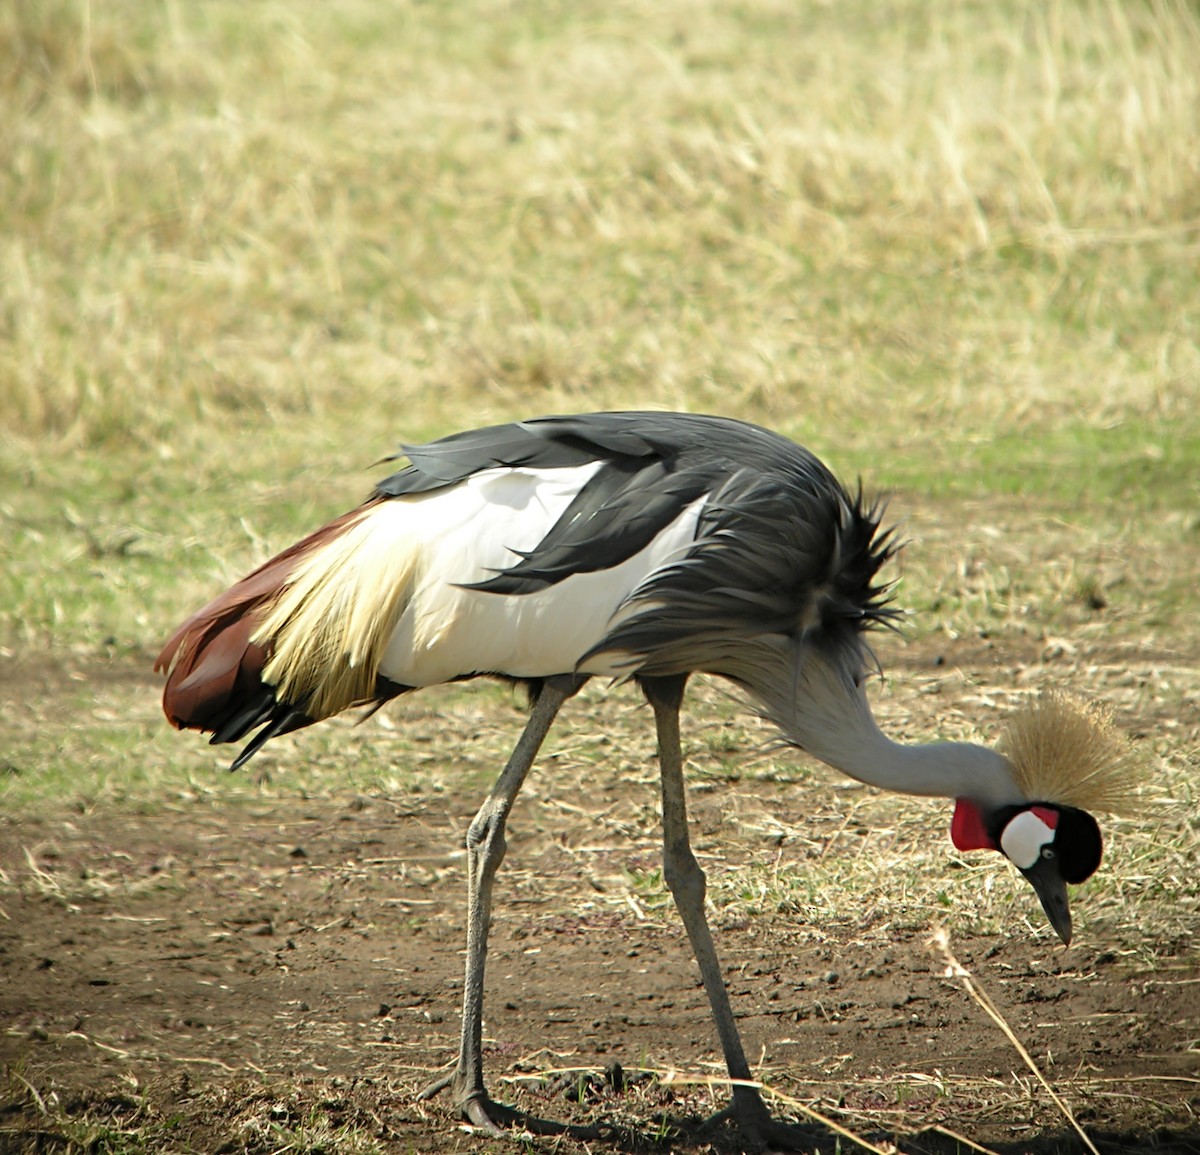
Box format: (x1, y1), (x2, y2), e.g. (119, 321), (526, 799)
(253, 503), (422, 720)
(998, 690), (1145, 815)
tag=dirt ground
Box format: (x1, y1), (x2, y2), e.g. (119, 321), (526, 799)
(1, 653), (1197, 1155)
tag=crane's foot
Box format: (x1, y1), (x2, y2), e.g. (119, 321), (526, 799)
(414, 1068), (457, 1104)
(702, 1089), (819, 1153)
(416, 1067), (601, 1139)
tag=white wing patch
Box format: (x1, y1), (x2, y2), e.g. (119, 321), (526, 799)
(380, 466), (706, 686)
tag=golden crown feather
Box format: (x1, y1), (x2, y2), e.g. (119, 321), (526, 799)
(998, 690), (1145, 815)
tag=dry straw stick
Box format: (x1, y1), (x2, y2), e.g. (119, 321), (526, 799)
(930, 926), (1102, 1155)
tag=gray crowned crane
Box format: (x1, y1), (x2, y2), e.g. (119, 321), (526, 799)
(157, 412), (1139, 1150)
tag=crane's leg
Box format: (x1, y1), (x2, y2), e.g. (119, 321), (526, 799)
(417, 675), (585, 1135)
(641, 675), (810, 1152)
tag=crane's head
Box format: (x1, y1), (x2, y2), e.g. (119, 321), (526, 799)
(952, 797), (1102, 944)
(950, 691), (1142, 945)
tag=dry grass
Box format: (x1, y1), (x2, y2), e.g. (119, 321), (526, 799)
(2, 0), (1198, 455)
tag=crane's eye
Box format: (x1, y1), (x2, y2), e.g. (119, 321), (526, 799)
(1040, 846), (1056, 861)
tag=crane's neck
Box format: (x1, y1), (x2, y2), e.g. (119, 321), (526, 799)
(758, 650), (1023, 810)
(808, 725), (1018, 807)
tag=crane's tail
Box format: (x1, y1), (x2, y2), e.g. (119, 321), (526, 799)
(155, 498), (415, 767)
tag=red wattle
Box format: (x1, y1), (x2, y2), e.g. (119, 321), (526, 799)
(951, 798), (996, 851)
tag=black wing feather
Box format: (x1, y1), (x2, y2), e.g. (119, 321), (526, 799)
(467, 460), (715, 593)
(374, 412), (819, 594)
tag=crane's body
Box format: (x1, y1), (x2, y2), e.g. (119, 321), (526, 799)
(157, 412), (1137, 1149)
(163, 413), (893, 746)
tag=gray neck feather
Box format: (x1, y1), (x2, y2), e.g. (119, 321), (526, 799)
(743, 644), (1023, 809)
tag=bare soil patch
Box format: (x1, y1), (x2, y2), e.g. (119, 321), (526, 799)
(1, 645), (1197, 1154)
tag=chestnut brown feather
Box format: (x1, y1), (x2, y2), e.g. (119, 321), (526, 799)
(155, 505), (373, 734)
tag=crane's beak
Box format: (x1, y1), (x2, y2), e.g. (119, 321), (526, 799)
(1021, 858), (1073, 945)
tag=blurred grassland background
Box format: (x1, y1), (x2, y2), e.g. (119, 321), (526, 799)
(5, 0), (1199, 448)
(0, 0), (1198, 821)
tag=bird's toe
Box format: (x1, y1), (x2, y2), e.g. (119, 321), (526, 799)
(460, 1093), (514, 1137)
(414, 1069), (456, 1103)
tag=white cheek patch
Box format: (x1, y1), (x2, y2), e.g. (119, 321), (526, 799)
(1000, 809), (1057, 871)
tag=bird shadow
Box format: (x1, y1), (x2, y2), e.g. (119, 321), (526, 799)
(484, 1098), (1200, 1155)
(485, 1091), (849, 1154)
